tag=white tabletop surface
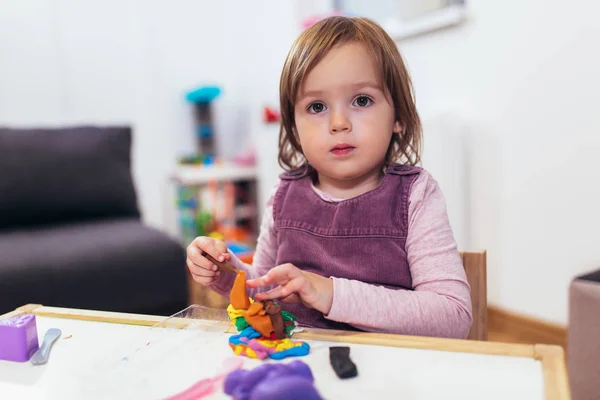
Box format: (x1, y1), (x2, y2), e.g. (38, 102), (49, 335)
(0, 315), (545, 400)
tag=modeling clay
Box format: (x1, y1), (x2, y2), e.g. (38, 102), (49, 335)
(224, 361), (322, 400)
(263, 300), (285, 339)
(329, 346), (358, 379)
(0, 314), (39, 362)
(234, 327), (262, 341)
(165, 357), (243, 400)
(228, 327), (310, 360)
(227, 304), (248, 321)
(281, 311), (298, 336)
(266, 341), (311, 360)
(230, 271), (251, 309)
(234, 316), (250, 331)
(226, 271), (308, 360)
(244, 302), (274, 338)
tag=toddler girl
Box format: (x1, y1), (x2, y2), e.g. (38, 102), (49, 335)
(186, 16), (472, 339)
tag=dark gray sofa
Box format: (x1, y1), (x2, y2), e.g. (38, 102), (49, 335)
(0, 126), (188, 315)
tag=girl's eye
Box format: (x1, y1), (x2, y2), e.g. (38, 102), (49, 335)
(353, 95), (373, 107)
(307, 102), (326, 114)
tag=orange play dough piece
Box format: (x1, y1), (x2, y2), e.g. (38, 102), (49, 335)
(244, 302), (274, 338)
(230, 271), (251, 309)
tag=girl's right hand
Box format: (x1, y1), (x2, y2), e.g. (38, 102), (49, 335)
(186, 236), (230, 286)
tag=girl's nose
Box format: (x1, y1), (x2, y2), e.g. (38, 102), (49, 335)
(329, 111), (352, 134)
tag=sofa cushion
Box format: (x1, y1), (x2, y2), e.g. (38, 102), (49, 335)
(0, 126), (140, 230)
(0, 218), (187, 314)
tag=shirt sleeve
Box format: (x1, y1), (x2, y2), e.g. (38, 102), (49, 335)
(325, 170), (473, 339)
(210, 183), (280, 298)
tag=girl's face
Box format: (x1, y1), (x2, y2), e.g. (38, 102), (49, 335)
(294, 42), (401, 186)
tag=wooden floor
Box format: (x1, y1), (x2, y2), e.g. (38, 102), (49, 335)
(487, 306), (568, 361)
(488, 325), (542, 345)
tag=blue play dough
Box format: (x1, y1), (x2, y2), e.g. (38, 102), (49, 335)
(228, 326), (311, 360)
(268, 342), (310, 360)
(229, 326), (262, 346)
(224, 361), (322, 400)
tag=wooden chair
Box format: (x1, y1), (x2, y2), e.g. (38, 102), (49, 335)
(460, 250), (488, 341)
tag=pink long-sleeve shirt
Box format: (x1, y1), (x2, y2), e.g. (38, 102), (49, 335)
(211, 169), (472, 339)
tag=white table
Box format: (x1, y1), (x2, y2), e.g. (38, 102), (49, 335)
(0, 304), (570, 400)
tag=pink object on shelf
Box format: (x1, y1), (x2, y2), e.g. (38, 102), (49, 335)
(302, 11), (349, 29)
(232, 147), (256, 166)
(0, 313), (39, 362)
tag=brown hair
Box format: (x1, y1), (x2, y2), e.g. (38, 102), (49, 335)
(278, 16), (422, 171)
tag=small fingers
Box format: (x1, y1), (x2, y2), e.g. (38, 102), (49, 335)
(213, 240), (229, 257)
(246, 276), (270, 289)
(187, 258), (219, 278)
(254, 285), (286, 301)
(187, 246), (218, 272)
(257, 290), (300, 304)
(190, 237), (228, 263)
(255, 277), (304, 301)
(247, 264), (301, 288)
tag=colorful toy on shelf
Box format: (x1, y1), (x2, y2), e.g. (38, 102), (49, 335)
(177, 153), (217, 166)
(226, 242), (253, 264)
(195, 211), (215, 237)
(185, 86), (221, 104)
(176, 186), (199, 244)
(262, 106), (280, 123)
(175, 84), (259, 253)
(185, 85), (222, 159)
(226, 271), (309, 360)
(175, 169), (257, 248)
(232, 147), (256, 167)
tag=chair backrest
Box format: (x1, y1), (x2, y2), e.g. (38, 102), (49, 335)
(460, 250), (488, 341)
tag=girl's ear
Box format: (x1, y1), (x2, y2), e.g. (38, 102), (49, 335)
(393, 121), (402, 134)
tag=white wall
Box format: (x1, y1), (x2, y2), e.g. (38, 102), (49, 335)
(0, 0), (299, 235)
(399, 0), (600, 324)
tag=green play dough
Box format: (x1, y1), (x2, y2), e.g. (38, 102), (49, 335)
(282, 311), (296, 321)
(235, 317), (250, 331)
(282, 311), (297, 336)
(232, 306), (297, 335)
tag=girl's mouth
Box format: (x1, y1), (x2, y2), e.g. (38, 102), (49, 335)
(330, 144), (355, 156)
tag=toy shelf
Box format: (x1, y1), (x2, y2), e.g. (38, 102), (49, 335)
(170, 163), (258, 185)
(170, 163), (259, 259)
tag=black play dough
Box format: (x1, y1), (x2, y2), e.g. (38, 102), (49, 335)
(329, 346), (358, 379)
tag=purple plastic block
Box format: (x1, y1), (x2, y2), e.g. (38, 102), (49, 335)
(0, 313), (39, 362)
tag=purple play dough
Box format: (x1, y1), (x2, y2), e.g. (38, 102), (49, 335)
(0, 313), (39, 362)
(250, 376), (322, 400)
(224, 361), (322, 400)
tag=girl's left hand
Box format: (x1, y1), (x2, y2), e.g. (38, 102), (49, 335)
(246, 263), (333, 315)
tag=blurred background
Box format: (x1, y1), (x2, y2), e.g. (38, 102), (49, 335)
(1, 0), (599, 351)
